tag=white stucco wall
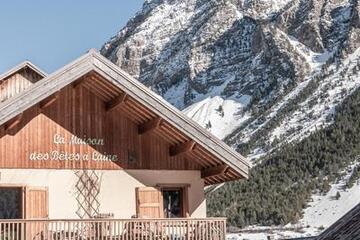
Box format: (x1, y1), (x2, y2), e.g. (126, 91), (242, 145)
(0, 169), (206, 219)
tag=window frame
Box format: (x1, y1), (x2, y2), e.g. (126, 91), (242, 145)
(156, 184), (190, 218)
(0, 185), (24, 219)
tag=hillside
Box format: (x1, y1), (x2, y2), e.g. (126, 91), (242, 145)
(208, 87), (360, 228)
(100, 0), (360, 234)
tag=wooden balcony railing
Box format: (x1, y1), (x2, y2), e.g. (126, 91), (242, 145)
(0, 218), (226, 240)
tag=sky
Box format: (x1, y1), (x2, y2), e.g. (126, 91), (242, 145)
(0, 0), (144, 74)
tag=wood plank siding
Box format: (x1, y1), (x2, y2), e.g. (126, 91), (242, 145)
(0, 75), (200, 171)
(0, 66), (44, 103)
(0, 50), (249, 185)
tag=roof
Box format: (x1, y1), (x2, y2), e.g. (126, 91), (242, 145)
(0, 61), (47, 81)
(0, 49), (249, 183)
(288, 202), (360, 240)
(316, 202), (360, 240)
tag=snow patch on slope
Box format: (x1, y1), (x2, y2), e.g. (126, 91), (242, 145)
(232, 34), (334, 150)
(227, 230), (309, 240)
(285, 32), (333, 71)
(240, 77), (313, 145)
(227, 224), (316, 239)
(183, 96), (251, 139)
(271, 48), (360, 144)
(227, 161), (360, 239)
(299, 162), (360, 230)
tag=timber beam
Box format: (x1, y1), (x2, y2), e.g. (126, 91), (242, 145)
(72, 77), (86, 89)
(4, 114), (23, 131)
(106, 93), (128, 112)
(170, 140), (196, 157)
(138, 117), (162, 135)
(39, 92), (60, 109)
(0, 125), (4, 134)
(201, 164), (229, 179)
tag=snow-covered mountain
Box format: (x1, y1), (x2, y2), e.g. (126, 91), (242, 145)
(101, 0), (360, 237)
(102, 0), (360, 157)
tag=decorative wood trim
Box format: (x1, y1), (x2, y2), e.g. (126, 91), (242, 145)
(106, 93), (128, 112)
(39, 92), (59, 109)
(4, 114), (23, 131)
(201, 165), (229, 179)
(138, 117), (162, 135)
(169, 141), (196, 157)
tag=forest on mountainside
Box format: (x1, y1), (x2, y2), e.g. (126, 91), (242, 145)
(207, 87), (360, 228)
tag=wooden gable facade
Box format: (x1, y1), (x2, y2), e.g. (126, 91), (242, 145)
(0, 50), (249, 186)
(0, 61), (47, 103)
(0, 74), (200, 171)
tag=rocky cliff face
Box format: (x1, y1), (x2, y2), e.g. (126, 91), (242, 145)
(101, 0), (360, 233)
(102, 0), (360, 156)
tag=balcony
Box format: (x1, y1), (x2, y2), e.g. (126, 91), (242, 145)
(0, 218), (226, 240)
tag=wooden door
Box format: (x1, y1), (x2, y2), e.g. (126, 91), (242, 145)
(24, 187), (49, 219)
(23, 187), (49, 240)
(136, 187), (163, 218)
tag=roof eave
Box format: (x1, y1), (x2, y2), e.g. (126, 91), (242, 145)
(0, 49), (250, 179)
(0, 61), (47, 82)
(90, 51), (250, 178)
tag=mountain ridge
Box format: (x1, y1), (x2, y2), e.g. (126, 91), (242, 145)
(100, 0), (360, 235)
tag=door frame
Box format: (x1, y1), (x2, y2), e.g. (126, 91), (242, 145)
(156, 184), (190, 218)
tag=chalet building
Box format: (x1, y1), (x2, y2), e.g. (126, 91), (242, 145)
(0, 49), (249, 239)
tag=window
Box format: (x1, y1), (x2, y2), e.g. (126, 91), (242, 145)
(0, 187), (22, 219)
(136, 185), (189, 218)
(162, 188), (183, 218)
(0, 186), (48, 220)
